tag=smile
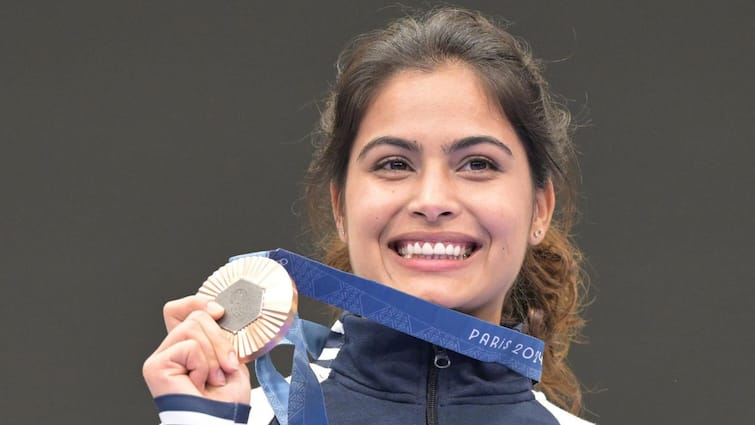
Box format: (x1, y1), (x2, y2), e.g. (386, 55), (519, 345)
(392, 241), (477, 260)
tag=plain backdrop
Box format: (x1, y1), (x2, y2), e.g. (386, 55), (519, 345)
(1, 1), (753, 424)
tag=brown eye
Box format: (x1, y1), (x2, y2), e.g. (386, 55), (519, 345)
(468, 159), (489, 170)
(461, 157), (499, 172)
(375, 157), (412, 171)
(386, 160), (409, 170)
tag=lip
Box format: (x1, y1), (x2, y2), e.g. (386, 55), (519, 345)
(388, 231), (481, 246)
(387, 232), (481, 271)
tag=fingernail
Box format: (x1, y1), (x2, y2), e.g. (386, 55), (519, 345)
(206, 301), (224, 316)
(215, 368), (226, 386)
(227, 351), (239, 370)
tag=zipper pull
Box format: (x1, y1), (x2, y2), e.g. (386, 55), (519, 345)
(433, 347), (451, 369)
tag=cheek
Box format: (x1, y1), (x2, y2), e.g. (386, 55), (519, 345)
(342, 189), (397, 279)
(343, 184), (397, 240)
(476, 192), (534, 241)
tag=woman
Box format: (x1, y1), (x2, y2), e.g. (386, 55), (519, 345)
(143, 7), (589, 424)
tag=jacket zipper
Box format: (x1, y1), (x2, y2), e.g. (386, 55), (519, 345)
(426, 346), (451, 425)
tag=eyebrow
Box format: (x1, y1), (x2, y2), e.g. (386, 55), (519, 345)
(356, 136), (421, 161)
(355, 135), (513, 161)
(443, 136), (513, 157)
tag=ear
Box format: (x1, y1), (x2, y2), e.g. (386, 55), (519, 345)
(330, 182), (347, 242)
(529, 180), (555, 245)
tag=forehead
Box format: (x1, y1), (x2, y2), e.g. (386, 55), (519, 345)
(354, 63), (518, 150)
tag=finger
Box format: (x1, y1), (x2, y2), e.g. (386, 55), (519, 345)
(174, 339), (212, 392)
(156, 310), (238, 385)
(163, 295), (226, 332)
(184, 310), (238, 372)
(143, 339), (209, 397)
(205, 362), (252, 404)
(156, 311), (227, 385)
(224, 360), (250, 387)
(163, 295), (207, 332)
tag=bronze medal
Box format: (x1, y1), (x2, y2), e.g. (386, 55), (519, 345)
(197, 256), (297, 362)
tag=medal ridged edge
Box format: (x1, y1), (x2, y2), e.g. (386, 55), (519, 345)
(197, 256), (297, 362)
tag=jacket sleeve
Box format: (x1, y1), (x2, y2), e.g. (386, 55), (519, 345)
(154, 394), (251, 425)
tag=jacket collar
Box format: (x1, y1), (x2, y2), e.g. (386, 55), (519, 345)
(329, 313), (535, 405)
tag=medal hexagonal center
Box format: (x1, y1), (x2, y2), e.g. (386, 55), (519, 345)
(215, 278), (265, 333)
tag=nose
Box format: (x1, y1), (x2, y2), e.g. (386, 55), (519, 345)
(407, 166), (460, 223)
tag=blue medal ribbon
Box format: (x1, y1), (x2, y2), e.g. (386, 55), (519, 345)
(232, 249), (544, 425)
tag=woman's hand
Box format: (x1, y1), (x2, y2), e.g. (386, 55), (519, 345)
(142, 295), (251, 404)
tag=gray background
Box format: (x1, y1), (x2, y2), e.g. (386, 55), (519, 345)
(1, 1), (753, 424)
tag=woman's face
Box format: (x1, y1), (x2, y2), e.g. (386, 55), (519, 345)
(332, 63), (554, 324)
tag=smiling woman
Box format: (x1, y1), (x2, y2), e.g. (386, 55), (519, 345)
(143, 7), (589, 425)
(332, 63), (554, 325)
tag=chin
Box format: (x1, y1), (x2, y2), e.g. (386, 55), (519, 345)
(404, 286), (460, 308)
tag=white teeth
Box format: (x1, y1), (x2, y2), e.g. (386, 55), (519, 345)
(396, 241), (472, 259)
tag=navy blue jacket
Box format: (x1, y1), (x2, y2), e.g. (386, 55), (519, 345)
(155, 314), (591, 424)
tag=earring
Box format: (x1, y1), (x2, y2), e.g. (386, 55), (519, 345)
(534, 229), (543, 238)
